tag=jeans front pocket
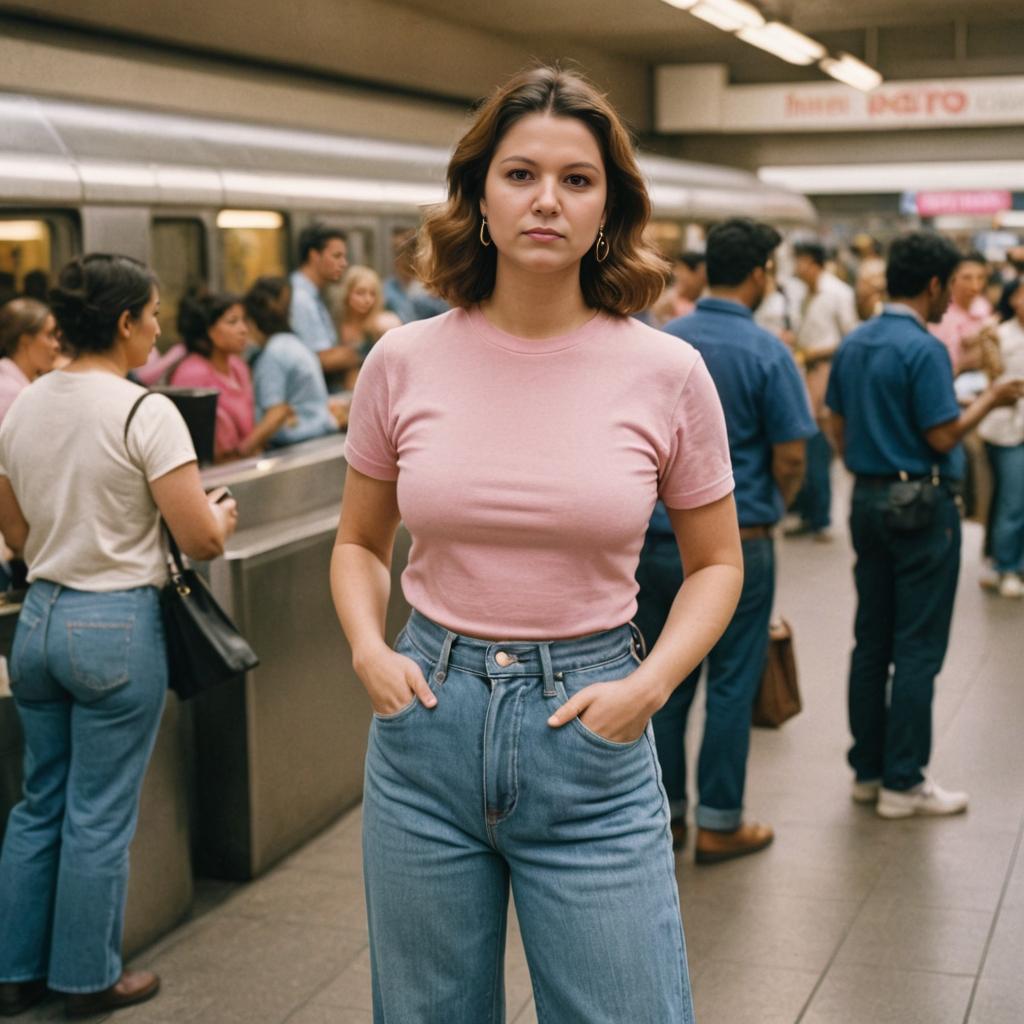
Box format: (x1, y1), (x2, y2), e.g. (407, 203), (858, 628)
(67, 622), (133, 699)
(373, 629), (439, 723)
(555, 649), (647, 753)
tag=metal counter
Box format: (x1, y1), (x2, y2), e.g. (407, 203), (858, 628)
(195, 434), (411, 879)
(0, 605), (193, 958)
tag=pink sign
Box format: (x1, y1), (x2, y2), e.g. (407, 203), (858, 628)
(916, 191), (1013, 217)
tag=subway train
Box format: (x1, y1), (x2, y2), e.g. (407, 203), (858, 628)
(0, 89), (815, 327)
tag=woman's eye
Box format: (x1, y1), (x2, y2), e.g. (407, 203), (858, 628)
(566, 174), (591, 187)
(508, 169), (532, 182)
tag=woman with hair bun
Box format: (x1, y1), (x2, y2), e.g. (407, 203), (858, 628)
(170, 291), (290, 460)
(0, 298), (61, 423)
(332, 65), (742, 1022)
(0, 254), (237, 1018)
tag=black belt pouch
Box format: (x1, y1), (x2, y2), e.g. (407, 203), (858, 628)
(884, 478), (939, 533)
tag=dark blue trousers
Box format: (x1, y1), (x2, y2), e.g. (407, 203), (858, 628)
(847, 482), (961, 791)
(635, 534), (774, 831)
(792, 429), (833, 530)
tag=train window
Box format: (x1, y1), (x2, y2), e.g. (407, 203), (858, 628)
(151, 218), (207, 346)
(0, 219), (52, 301)
(217, 210), (286, 294)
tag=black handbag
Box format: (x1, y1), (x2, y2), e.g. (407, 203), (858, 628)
(125, 392), (259, 699)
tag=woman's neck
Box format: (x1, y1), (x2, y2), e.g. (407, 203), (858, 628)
(66, 350), (127, 377)
(481, 262), (593, 340)
(209, 348), (232, 375)
(10, 348), (40, 382)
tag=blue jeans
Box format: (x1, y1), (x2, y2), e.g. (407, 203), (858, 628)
(362, 610), (693, 1024)
(793, 429), (833, 530)
(847, 482), (961, 790)
(636, 535), (775, 831)
(986, 442), (1024, 574)
(0, 581), (167, 992)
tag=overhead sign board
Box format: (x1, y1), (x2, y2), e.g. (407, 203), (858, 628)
(914, 191), (1013, 216)
(657, 66), (1024, 133)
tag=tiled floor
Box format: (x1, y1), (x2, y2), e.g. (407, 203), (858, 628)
(19, 487), (1024, 1023)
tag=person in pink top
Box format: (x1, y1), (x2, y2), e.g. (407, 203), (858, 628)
(930, 252), (995, 374)
(170, 292), (290, 460)
(0, 298), (61, 423)
(331, 66), (743, 1023)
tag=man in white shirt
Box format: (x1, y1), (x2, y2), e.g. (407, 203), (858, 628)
(788, 240), (859, 540)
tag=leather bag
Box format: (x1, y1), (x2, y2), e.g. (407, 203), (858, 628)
(125, 392), (259, 699)
(752, 618), (801, 728)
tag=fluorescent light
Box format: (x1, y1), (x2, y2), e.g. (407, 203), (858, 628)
(216, 210), (284, 230)
(738, 21), (826, 65)
(0, 220), (46, 242)
(759, 161), (1024, 194)
(819, 52), (883, 92)
(659, 0), (698, 8)
(690, 0), (764, 31)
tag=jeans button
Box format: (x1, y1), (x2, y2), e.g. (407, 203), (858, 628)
(494, 651), (514, 667)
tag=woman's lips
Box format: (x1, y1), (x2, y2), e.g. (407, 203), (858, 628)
(524, 229), (563, 241)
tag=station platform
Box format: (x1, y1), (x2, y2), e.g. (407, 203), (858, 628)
(16, 486), (1024, 1024)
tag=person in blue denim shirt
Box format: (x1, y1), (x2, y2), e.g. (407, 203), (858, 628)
(636, 218), (815, 863)
(0, 254), (237, 1018)
(827, 232), (1024, 819)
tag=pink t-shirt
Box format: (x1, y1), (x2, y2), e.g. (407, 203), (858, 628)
(0, 358), (30, 425)
(170, 353), (254, 458)
(345, 306), (734, 639)
(930, 296), (991, 373)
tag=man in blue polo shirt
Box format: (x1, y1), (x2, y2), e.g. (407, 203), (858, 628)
(827, 231), (1024, 819)
(636, 219), (815, 863)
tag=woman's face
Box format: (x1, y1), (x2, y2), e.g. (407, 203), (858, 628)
(208, 303), (249, 356)
(480, 113), (607, 279)
(124, 287), (161, 369)
(20, 314), (61, 376)
(347, 281), (378, 318)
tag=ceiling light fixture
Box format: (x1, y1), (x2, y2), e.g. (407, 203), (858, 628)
(690, 0), (764, 32)
(737, 21), (826, 65)
(819, 52), (883, 91)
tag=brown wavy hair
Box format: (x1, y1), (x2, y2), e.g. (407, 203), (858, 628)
(418, 65), (669, 316)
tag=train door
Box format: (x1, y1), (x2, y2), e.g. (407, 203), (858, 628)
(0, 212), (79, 302)
(216, 210), (288, 295)
(151, 216), (208, 348)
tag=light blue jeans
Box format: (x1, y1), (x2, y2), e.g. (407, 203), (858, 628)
(0, 581), (167, 993)
(987, 442), (1024, 574)
(362, 610), (694, 1024)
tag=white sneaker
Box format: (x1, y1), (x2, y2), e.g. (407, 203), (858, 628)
(998, 573), (1024, 599)
(978, 566), (1000, 592)
(876, 778), (968, 819)
(851, 778), (881, 804)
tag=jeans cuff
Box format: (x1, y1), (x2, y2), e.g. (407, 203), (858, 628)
(696, 804), (742, 831)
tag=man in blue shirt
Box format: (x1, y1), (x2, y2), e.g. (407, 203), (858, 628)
(636, 219), (816, 863)
(827, 232), (1024, 819)
(290, 222), (360, 391)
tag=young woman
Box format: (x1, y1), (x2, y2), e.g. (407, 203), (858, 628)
(244, 276), (347, 445)
(0, 254), (237, 1018)
(170, 291), (290, 460)
(0, 298), (61, 422)
(335, 266), (401, 391)
(331, 67), (743, 1023)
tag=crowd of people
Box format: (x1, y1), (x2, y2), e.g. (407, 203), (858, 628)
(0, 60), (1023, 1022)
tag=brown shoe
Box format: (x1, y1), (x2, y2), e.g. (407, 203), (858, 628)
(670, 819), (688, 851)
(0, 980), (47, 1016)
(695, 822), (774, 864)
(65, 971), (160, 1018)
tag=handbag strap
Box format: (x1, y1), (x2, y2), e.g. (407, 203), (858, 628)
(123, 390), (188, 578)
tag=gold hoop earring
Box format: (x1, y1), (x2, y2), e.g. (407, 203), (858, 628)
(595, 228), (609, 263)
(479, 217), (492, 247)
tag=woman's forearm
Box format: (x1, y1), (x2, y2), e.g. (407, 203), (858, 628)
(637, 562), (743, 713)
(330, 541), (394, 673)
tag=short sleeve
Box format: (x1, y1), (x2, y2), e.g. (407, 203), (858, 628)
(910, 342), (961, 431)
(763, 347), (816, 443)
(290, 291), (330, 353)
(344, 342), (398, 481)
(127, 394), (197, 482)
(659, 356), (734, 509)
(253, 349), (289, 412)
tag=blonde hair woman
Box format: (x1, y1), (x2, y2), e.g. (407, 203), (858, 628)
(332, 66), (742, 1023)
(335, 266), (400, 390)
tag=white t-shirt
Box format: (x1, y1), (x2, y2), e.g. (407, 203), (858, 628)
(0, 371), (196, 589)
(979, 317), (1024, 447)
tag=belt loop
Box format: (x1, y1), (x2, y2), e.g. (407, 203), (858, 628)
(539, 643), (557, 697)
(433, 630), (456, 684)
